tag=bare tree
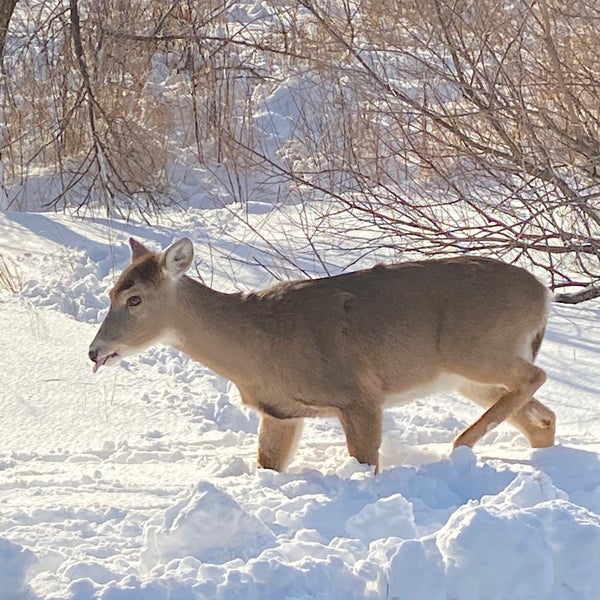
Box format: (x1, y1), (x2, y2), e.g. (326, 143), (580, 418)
(0, 0), (17, 63)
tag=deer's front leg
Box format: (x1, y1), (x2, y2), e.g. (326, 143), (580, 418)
(339, 404), (382, 473)
(257, 415), (303, 472)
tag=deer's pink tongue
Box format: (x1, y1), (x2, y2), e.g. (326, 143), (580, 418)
(92, 355), (109, 374)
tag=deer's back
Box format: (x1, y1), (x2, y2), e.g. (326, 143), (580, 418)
(237, 257), (548, 405)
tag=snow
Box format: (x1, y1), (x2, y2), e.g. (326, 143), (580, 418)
(0, 538), (37, 599)
(1, 206), (600, 600)
(141, 482), (277, 568)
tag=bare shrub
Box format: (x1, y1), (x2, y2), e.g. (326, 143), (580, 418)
(0, 0), (598, 299)
(2, 1), (176, 215)
(257, 0), (600, 297)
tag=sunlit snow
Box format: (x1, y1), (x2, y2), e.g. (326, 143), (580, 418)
(1, 206), (600, 600)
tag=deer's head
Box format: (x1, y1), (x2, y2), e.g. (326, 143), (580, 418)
(88, 238), (193, 372)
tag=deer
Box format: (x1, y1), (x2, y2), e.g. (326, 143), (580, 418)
(88, 238), (556, 473)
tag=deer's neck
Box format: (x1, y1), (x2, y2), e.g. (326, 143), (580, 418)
(171, 275), (256, 381)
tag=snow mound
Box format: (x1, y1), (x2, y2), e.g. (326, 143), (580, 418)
(345, 493), (417, 543)
(436, 473), (600, 600)
(385, 538), (446, 600)
(0, 537), (37, 599)
(61, 559), (118, 585)
(141, 482), (276, 569)
(438, 502), (554, 600)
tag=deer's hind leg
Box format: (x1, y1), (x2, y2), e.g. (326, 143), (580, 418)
(457, 373), (555, 449)
(508, 398), (555, 447)
(452, 358), (547, 449)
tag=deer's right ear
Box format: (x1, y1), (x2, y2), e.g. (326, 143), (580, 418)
(129, 238), (151, 261)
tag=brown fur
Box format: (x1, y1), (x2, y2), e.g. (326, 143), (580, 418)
(89, 238), (556, 473)
(110, 255), (162, 299)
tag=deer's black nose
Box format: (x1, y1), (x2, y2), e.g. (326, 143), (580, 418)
(88, 348), (98, 362)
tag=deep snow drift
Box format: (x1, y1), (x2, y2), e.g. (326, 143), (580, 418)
(1, 207), (600, 600)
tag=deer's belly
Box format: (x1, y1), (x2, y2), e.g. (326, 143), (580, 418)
(384, 372), (470, 407)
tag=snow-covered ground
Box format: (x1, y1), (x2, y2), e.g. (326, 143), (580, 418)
(1, 206), (600, 600)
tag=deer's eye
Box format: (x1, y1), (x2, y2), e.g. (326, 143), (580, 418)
(127, 295), (142, 307)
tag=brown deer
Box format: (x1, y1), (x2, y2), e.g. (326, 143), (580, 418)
(88, 238), (555, 472)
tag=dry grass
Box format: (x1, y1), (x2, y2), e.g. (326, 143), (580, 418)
(0, 254), (23, 294)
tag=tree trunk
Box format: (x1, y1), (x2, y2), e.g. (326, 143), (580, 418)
(0, 0), (17, 65)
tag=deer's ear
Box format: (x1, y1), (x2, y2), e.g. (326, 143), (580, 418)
(129, 238), (151, 261)
(161, 238), (194, 279)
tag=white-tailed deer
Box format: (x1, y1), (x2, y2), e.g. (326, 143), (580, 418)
(89, 238), (555, 472)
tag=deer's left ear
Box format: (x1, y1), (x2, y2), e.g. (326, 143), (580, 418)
(129, 238), (151, 261)
(161, 238), (194, 279)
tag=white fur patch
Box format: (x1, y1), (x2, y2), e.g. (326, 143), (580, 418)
(157, 328), (180, 348)
(384, 372), (471, 407)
